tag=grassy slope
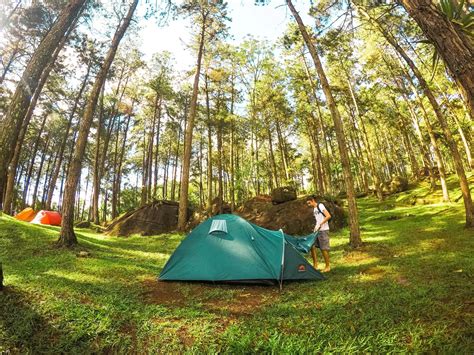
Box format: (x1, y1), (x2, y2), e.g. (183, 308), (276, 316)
(0, 175), (473, 353)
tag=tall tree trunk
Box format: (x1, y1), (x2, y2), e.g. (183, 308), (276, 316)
(111, 119), (121, 219)
(80, 169), (90, 221)
(392, 98), (420, 179)
(41, 148), (59, 209)
(406, 73), (450, 200)
(153, 98), (162, 198)
(46, 61), (91, 210)
(31, 135), (50, 209)
(206, 120), (213, 214)
(171, 126), (182, 201)
(92, 85), (105, 224)
(58, 0), (138, 247)
(229, 76), (236, 211)
(146, 108), (157, 202)
(312, 114), (325, 194)
(344, 105), (369, 193)
(343, 65), (381, 198)
(163, 150), (170, 200)
(3, 120), (29, 214)
(275, 119), (290, 183)
(230, 118), (235, 211)
(395, 76), (436, 186)
(141, 131), (148, 205)
(399, 0), (474, 119)
(199, 134), (204, 209)
(217, 113), (224, 214)
(288, 0), (361, 246)
(0, 0), (86, 209)
(94, 74), (129, 214)
(178, 13), (206, 228)
(22, 114), (49, 206)
(255, 133), (260, 195)
(301, 54), (330, 193)
(265, 118), (279, 190)
(115, 110), (133, 214)
(204, 72), (213, 213)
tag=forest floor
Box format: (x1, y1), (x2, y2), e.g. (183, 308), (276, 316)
(0, 175), (473, 353)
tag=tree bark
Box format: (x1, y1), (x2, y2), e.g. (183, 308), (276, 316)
(395, 76), (436, 186)
(22, 114), (49, 207)
(288, 0), (361, 246)
(399, 0), (474, 120)
(275, 118), (290, 183)
(114, 103), (134, 215)
(392, 98), (420, 180)
(301, 54), (330, 193)
(153, 98), (162, 198)
(217, 102), (224, 214)
(31, 135), (50, 209)
(91, 84), (105, 224)
(177, 11), (207, 230)
(58, 0), (138, 247)
(171, 124), (182, 201)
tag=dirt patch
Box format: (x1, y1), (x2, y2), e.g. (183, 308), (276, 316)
(361, 266), (386, 276)
(396, 276), (410, 286)
(343, 250), (372, 262)
(141, 278), (279, 316)
(142, 279), (189, 306)
(119, 322), (138, 347)
(177, 325), (194, 347)
(204, 287), (280, 317)
(79, 294), (94, 305)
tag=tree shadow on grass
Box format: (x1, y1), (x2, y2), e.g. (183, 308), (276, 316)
(77, 233), (180, 256)
(0, 286), (62, 353)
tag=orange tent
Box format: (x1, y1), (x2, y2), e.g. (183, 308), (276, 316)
(15, 207), (36, 222)
(31, 210), (62, 226)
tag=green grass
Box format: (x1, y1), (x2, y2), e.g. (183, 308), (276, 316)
(1, 175), (473, 353)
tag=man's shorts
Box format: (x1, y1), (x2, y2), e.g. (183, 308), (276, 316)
(316, 230), (330, 250)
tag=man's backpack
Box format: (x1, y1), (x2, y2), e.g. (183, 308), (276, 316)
(316, 202), (332, 220)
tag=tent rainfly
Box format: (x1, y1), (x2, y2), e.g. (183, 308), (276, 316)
(15, 207), (36, 222)
(159, 214), (324, 288)
(31, 210), (62, 226)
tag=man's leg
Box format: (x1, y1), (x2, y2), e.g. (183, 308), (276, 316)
(310, 245), (318, 269)
(321, 250), (330, 272)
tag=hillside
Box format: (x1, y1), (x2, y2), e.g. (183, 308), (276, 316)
(0, 176), (473, 353)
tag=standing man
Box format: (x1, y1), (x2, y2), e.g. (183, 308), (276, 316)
(306, 195), (331, 272)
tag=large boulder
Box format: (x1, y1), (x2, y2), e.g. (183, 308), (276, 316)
(105, 200), (188, 237)
(236, 195), (346, 235)
(389, 176), (409, 193)
(211, 197), (232, 216)
(379, 181), (391, 195)
(75, 220), (91, 228)
(271, 186), (297, 204)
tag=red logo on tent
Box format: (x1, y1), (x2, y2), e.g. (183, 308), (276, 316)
(298, 264), (306, 272)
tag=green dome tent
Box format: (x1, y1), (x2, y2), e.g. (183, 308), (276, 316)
(159, 214), (324, 287)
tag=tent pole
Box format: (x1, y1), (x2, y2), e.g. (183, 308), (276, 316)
(279, 229), (285, 291)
